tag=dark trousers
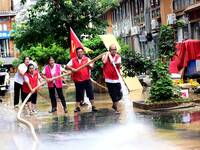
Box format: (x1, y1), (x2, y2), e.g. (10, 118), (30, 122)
(14, 82), (23, 106)
(22, 92), (37, 104)
(106, 82), (122, 103)
(74, 80), (94, 102)
(48, 86), (66, 109)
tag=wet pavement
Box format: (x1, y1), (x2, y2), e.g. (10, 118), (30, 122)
(1, 78), (200, 149)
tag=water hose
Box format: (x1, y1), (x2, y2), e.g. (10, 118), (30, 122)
(17, 83), (45, 142)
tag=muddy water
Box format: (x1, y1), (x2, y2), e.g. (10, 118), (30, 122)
(1, 78), (200, 149)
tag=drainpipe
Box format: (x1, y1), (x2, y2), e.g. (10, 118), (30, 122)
(188, 22), (192, 39)
(144, 0), (153, 58)
(185, 14), (192, 39)
(144, 0), (151, 33)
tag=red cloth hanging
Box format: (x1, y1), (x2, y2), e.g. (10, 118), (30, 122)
(173, 39), (200, 71)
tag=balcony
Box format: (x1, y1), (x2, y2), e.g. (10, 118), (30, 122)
(0, 10), (16, 17)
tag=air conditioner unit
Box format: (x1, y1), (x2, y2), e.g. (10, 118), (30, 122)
(151, 19), (158, 30)
(167, 13), (176, 25)
(131, 26), (140, 35)
(124, 27), (130, 35)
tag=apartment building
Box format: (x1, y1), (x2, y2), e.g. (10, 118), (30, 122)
(173, 0), (200, 41)
(0, 0), (16, 64)
(101, 0), (173, 58)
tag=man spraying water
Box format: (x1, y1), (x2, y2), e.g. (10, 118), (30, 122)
(102, 44), (123, 113)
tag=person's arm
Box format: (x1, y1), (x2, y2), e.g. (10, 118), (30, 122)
(102, 52), (110, 64)
(66, 60), (77, 72)
(24, 75), (35, 93)
(87, 58), (94, 69)
(41, 67), (47, 79)
(38, 73), (44, 83)
(18, 64), (26, 76)
(114, 55), (121, 68)
(41, 67), (52, 82)
(115, 56), (121, 64)
(60, 65), (72, 75)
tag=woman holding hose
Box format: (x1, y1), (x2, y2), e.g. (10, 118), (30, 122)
(22, 63), (43, 114)
(42, 56), (68, 113)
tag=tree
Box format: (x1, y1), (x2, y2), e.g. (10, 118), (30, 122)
(15, 0), (117, 50)
(149, 25), (180, 102)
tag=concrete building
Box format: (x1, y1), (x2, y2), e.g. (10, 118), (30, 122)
(173, 0), (200, 41)
(102, 0), (200, 58)
(101, 0), (174, 58)
(0, 0), (17, 65)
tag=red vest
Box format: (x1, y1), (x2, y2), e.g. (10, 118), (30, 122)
(71, 56), (90, 82)
(22, 71), (39, 93)
(103, 54), (121, 80)
(45, 64), (63, 88)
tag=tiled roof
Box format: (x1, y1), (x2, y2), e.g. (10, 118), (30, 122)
(0, 11), (16, 17)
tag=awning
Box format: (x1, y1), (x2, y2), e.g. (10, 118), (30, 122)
(0, 11), (16, 17)
(184, 2), (200, 12)
(0, 31), (10, 39)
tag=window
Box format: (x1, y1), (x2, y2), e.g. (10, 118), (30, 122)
(3, 24), (7, 31)
(174, 0), (188, 10)
(0, 17), (9, 22)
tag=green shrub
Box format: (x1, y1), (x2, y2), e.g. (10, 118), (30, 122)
(150, 60), (174, 101)
(19, 44), (70, 67)
(121, 50), (153, 77)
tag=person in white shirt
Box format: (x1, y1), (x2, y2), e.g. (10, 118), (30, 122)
(14, 56), (30, 108)
(102, 44), (122, 113)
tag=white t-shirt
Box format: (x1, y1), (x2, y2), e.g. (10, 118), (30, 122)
(29, 60), (38, 69)
(67, 57), (92, 67)
(14, 63), (28, 85)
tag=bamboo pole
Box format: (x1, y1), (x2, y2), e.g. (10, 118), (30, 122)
(108, 54), (130, 93)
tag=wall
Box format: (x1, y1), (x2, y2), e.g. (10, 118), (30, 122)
(0, 0), (11, 11)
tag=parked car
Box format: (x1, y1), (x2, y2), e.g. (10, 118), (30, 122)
(0, 68), (10, 95)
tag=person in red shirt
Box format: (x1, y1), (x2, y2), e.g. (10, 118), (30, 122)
(66, 47), (97, 112)
(102, 44), (122, 113)
(22, 64), (43, 114)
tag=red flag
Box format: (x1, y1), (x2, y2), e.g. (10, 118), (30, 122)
(70, 27), (84, 59)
